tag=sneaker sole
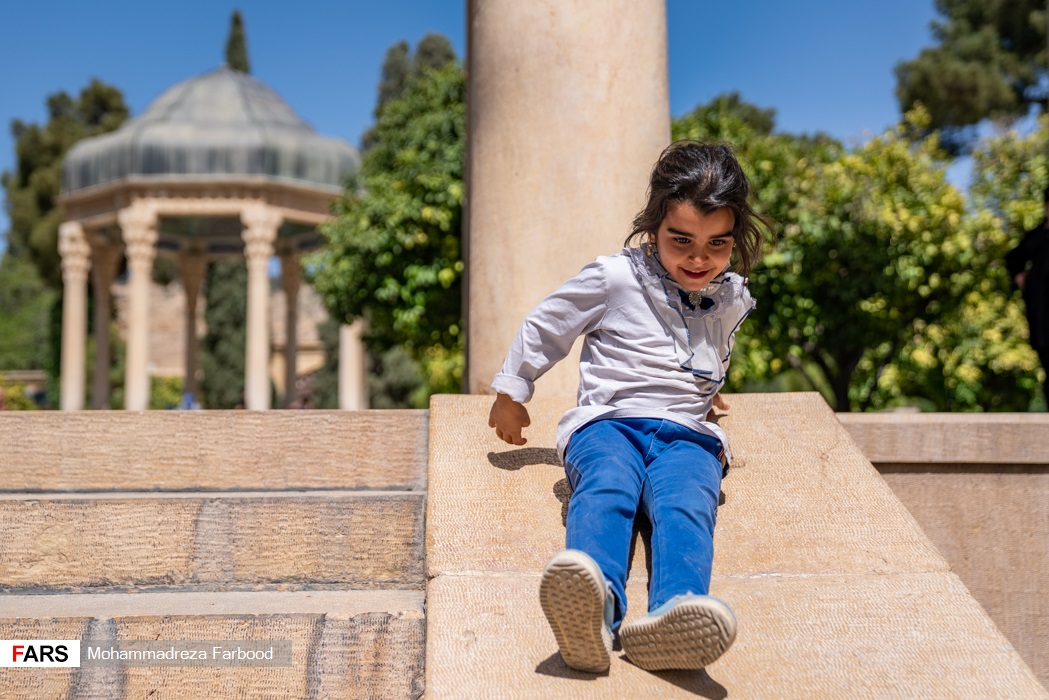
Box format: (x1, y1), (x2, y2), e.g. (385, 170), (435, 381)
(539, 551), (612, 673)
(620, 596), (736, 671)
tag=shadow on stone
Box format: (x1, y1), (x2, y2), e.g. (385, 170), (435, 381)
(534, 651), (608, 679)
(624, 662), (728, 699)
(487, 447), (561, 471)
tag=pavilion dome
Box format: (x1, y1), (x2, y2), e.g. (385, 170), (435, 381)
(62, 66), (358, 193)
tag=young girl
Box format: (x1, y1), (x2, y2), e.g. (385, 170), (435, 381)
(488, 141), (768, 673)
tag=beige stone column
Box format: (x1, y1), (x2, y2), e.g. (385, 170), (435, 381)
(89, 238), (121, 409)
(58, 221), (91, 411)
(339, 320), (368, 410)
(179, 247), (208, 401)
(241, 204), (281, 410)
(465, 0), (670, 396)
(118, 203), (158, 411)
(279, 251), (302, 407)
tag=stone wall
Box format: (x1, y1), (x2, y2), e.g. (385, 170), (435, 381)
(839, 413), (1049, 687)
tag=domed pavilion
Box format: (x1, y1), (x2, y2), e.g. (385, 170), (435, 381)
(58, 66), (359, 410)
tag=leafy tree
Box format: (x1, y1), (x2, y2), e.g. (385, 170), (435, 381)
(895, 0), (1047, 151)
(200, 259), (247, 408)
(1, 80), (127, 401)
(2, 80), (128, 287)
(375, 41), (411, 118)
(675, 98), (980, 410)
(311, 54), (465, 406)
(363, 34), (456, 152)
(310, 318), (340, 409)
(0, 253), (56, 370)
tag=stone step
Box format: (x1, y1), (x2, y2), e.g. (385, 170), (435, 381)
(424, 393), (1048, 698)
(0, 491), (424, 591)
(0, 590), (424, 699)
(0, 410), (428, 492)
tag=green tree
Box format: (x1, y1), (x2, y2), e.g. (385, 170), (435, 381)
(200, 259), (247, 408)
(311, 54), (465, 406)
(0, 254), (56, 369)
(200, 11), (253, 408)
(225, 10), (251, 73)
(760, 111), (971, 410)
(363, 34), (456, 152)
(375, 41), (411, 117)
(1, 80), (128, 400)
(675, 98), (980, 410)
(895, 0), (1047, 150)
(2, 80), (128, 287)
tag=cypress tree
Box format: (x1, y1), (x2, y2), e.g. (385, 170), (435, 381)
(202, 12), (252, 406)
(225, 10), (250, 73)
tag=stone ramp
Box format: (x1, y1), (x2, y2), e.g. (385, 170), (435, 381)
(425, 393), (1047, 698)
(0, 411), (428, 699)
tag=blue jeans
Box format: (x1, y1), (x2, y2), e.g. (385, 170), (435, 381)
(563, 418), (723, 631)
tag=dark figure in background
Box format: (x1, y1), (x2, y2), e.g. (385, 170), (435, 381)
(1006, 187), (1049, 408)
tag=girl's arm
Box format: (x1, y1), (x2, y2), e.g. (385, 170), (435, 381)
(488, 259), (609, 444)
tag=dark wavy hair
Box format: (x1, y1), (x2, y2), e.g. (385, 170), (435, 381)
(625, 140), (771, 277)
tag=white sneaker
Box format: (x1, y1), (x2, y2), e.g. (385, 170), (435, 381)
(620, 594), (736, 671)
(539, 549), (614, 673)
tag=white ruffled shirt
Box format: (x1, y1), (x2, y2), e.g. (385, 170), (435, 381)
(492, 246), (755, 464)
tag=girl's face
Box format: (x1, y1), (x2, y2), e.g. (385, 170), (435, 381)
(652, 201), (735, 292)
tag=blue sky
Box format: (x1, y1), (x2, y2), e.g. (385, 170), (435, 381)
(0, 0), (939, 239)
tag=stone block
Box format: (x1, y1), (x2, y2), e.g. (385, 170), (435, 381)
(0, 590), (424, 699)
(0, 411), (428, 492)
(0, 493), (424, 590)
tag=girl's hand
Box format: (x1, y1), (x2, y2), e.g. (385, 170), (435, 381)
(706, 392), (729, 421)
(489, 393), (531, 445)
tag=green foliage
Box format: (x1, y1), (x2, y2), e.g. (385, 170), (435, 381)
(311, 50), (465, 405)
(200, 260), (247, 408)
(0, 253), (56, 370)
(0, 382), (40, 410)
(150, 376), (185, 410)
(675, 98), (992, 411)
(2, 80), (128, 287)
(895, 0), (1047, 150)
(310, 318), (340, 409)
(375, 41), (411, 118)
(870, 117), (1048, 411)
(363, 34), (456, 151)
(225, 10), (251, 73)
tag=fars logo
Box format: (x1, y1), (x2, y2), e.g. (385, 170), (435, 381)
(0, 641), (80, 667)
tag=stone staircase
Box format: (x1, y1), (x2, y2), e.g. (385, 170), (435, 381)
(0, 411), (428, 699)
(1, 396), (1046, 698)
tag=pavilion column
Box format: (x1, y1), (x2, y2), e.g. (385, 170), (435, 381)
(465, 0), (670, 396)
(89, 237), (121, 409)
(280, 251), (302, 407)
(339, 320), (368, 410)
(179, 247), (207, 401)
(58, 221), (91, 411)
(118, 203), (158, 411)
(241, 204), (281, 410)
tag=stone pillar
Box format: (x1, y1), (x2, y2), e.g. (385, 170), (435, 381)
(89, 237), (121, 409)
(179, 247), (208, 401)
(279, 251), (302, 407)
(339, 320), (368, 410)
(118, 203), (158, 411)
(58, 221), (91, 411)
(465, 0), (670, 396)
(241, 204), (281, 410)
